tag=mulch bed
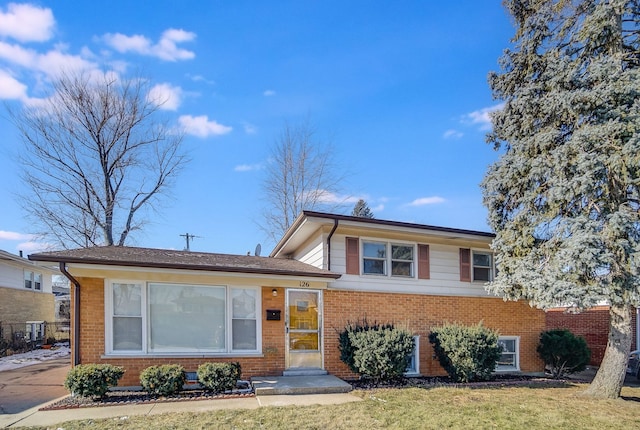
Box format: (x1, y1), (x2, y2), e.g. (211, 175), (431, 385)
(42, 374), (569, 411)
(347, 374), (570, 390)
(41, 383), (254, 411)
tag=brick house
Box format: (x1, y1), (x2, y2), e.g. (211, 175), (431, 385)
(0, 249), (57, 343)
(546, 306), (638, 366)
(29, 211), (546, 386)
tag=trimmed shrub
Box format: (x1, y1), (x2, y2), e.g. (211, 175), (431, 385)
(338, 319), (395, 374)
(140, 364), (186, 396)
(429, 322), (501, 383)
(537, 329), (591, 378)
(339, 320), (414, 383)
(197, 362), (241, 393)
(64, 364), (125, 399)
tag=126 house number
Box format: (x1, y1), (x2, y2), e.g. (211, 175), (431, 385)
(299, 281), (310, 288)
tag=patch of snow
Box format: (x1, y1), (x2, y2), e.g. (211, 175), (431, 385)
(0, 345), (70, 372)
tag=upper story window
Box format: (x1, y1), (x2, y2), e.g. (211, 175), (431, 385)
(24, 271), (43, 290)
(362, 241), (414, 277)
(24, 270), (33, 289)
(473, 251), (493, 282)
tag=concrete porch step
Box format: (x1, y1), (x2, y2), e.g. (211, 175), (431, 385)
(282, 368), (328, 376)
(251, 374), (353, 396)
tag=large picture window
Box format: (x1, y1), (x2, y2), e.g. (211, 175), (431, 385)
(107, 281), (260, 355)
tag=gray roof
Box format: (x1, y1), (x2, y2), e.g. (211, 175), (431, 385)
(29, 246), (340, 279)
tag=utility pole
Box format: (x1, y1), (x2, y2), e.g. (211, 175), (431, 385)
(180, 233), (200, 251)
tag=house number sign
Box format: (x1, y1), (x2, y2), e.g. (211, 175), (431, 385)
(299, 281), (310, 288)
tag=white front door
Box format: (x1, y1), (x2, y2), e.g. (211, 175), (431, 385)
(286, 289), (323, 369)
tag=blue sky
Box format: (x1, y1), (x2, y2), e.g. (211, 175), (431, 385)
(0, 1), (513, 256)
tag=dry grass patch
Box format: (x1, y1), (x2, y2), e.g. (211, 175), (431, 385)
(27, 383), (640, 430)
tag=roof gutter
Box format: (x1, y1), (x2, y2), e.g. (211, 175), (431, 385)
(326, 218), (339, 271)
(59, 263), (80, 366)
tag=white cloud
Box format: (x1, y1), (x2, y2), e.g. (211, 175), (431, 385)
(464, 103), (504, 131)
(443, 129), (464, 139)
(0, 3), (55, 42)
(102, 28), (196, 62)
(179, 115), (232, 138)
(0, 230), (33, 241)
(408, 196), (446, 206)
(372, 204), (385, 212)
(234, 163), (262, 172)
(263, 90), (276, 97)
(18, 241), (50, 253)
(0, 69), (27, 100)
(187, 73), (215, 85)
(148, 83), (182, 110)
(312, 190), (359, 205)
(0, 41), (95, 78)
(243, 122), (257, 134)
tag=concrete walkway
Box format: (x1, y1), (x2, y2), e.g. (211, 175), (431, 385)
(0, 392), (362, 428)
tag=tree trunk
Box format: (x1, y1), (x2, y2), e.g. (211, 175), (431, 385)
(582, 304), (632, 399)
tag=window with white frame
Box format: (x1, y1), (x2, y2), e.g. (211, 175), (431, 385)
(107, 281), (260, 355)
(362, 241), (414, 277)
(405, 335), (420, 375)
(496, 336), (519, 371)
(34, 273), (42, 290)
(472, 251), (494, 282)
(24, 270), (33, 289)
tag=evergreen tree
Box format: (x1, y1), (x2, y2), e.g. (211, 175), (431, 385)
(482, 0), (640, 399)
(351, 199), (375, 218)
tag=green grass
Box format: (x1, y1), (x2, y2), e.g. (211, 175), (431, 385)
(28, 383), (640, 429)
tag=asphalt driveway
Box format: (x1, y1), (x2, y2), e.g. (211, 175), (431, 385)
(0, 357), (70, 414)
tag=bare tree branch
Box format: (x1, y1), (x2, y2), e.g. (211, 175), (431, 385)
(10, 71), (188, 248)
(260, 118), (348, 243)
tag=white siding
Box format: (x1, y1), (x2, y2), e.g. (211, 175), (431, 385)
(293, 236), (325, 269)
(0, 260), (54, 293)
(327, 234), (494, 298)
(0, 263), (23, 290)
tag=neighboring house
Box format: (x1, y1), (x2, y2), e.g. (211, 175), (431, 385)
(29, 211), (546, 386)
(0, 249), (57, 342)
(546, 306), (638, 366)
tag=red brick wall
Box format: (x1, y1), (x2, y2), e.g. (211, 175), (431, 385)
(323, 290), (546, 379)
(73, 276), (546, 385)
(545, 306), (638, 366)
(74, 278), (288, 386)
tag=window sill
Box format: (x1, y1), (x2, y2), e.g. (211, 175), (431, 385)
(494, 367), (520, 373)
(102, 352), (264, 359)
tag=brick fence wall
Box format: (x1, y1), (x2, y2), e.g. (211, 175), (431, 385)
(546, 306), (638, 366)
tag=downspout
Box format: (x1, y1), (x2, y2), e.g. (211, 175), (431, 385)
(326, 219), (339, 271)
(59, 263), (80, 366)
(636, 307), (639, 351)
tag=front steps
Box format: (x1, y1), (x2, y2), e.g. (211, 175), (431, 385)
(251, 374), (353, 396)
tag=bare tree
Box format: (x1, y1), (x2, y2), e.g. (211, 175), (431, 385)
(11, 71), (187, 248)
(261, 119), (346, 242)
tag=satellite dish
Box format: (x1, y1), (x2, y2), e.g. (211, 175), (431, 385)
(254, 243), (262, 257)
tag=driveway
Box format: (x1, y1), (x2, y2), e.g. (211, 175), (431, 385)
(0, 357), (70, 414)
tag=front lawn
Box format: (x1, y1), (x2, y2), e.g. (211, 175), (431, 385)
(29, 383), (640, 429)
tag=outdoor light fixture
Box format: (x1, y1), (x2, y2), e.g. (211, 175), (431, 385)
(272, 288), (278, 297)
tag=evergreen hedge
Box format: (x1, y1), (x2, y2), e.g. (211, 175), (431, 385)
(537, 329), (591, 378)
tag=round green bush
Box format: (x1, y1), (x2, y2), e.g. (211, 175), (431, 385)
(429, 322), (502, 383)
(139, 364), (186, 396)
(537, 329), (591, 378)
(64, 364), (125, 399)
(197, 362), (241, 393)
